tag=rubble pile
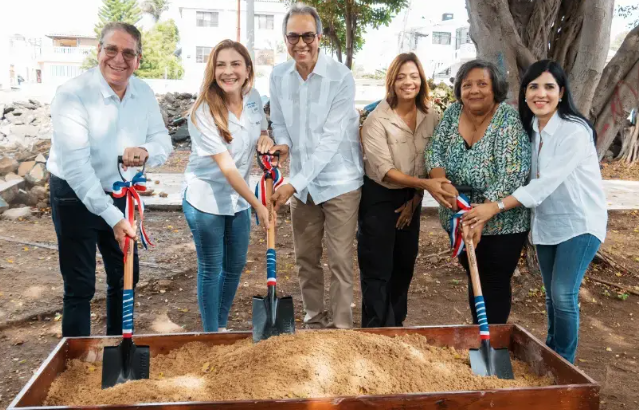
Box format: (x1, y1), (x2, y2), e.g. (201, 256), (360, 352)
(0, 101), (54, 219)
(157, 92), (196, 147)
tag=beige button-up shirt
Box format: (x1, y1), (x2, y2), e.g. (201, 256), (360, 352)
(361, 99), (440, 189)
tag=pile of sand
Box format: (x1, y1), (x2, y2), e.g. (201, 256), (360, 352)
(45, 330), (553, 406)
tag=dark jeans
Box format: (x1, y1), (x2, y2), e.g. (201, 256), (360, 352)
(458, 231), (528, 325)
(50, 175), (139, 337)
(357, 176), (421, 328)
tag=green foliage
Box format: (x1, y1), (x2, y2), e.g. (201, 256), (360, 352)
(428, 79), (456, 116)
(137, 19), (183, 79)
(283, 0), (408, 67)
(94, 0), (143, 38)
(141, 0), (170, 23)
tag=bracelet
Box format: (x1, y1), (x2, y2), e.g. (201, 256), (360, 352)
(496, 200), (505, 212)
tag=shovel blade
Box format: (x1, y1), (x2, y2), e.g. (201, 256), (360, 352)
(101, 340), (150, 389)
(252, 295), (295, 343)
(469, 341), (514, 379)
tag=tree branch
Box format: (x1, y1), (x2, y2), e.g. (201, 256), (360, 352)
(591, 24), (639, 119)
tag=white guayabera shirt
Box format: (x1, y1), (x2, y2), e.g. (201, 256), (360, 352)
(512, 112), (607, 245)
(269, 52), (364, 204)
(47, 67), (173, 227)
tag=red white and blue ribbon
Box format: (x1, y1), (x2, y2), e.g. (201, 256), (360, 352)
(474, 295), (490, 340)
(112, 171), (154, 264)
(449, 194), (472, 257)
(254, 154), (283, 225)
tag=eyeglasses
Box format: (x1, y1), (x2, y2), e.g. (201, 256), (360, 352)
(102, 45), (138, 61)
(286, 32), (316, 45)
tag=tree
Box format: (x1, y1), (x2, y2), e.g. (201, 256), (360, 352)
(285, 0), (408, 69)
(465, 0), (639, 160)
(136, 19), (183, 79)
(94, 0), (142, 38)
(141, 0), (170, 23)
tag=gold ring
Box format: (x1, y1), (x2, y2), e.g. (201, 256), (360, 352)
(134, 155), (140, 159)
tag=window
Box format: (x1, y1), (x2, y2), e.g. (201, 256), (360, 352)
(196, 11), (218, 27)
(455, 27), (472, 49)
(50, 64), (82, 78)
(432, 31), (451, 45)
(256, 14), (274, 30)
(196, 46), (212, 63)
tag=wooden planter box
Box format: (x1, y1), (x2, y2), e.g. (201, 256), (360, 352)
(9, 324), (599, 410)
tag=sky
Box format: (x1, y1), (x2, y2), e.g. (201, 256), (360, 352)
(0, 0), (636, 60)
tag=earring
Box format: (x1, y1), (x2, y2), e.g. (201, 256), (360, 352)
(559, 98), (563, 102)
(525, 98), (527, 102)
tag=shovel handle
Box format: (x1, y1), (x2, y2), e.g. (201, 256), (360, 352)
(463, 225), (490, 340)
(122, 238), (135, 337)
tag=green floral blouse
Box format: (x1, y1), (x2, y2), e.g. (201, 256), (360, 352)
(425, 102), (531, 235)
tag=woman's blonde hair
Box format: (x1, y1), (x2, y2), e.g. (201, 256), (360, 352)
(190, 40), (255, 143)
(385, 52), (430, 113)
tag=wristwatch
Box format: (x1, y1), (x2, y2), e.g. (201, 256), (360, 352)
(497, 200), (505, 212)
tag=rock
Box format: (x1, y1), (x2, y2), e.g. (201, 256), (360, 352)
(0, 197), (8, 212)
(0, 177), (25, 203)
(25, 163), (47, 186)
(0, 157), (19, 175)
(177, 92), (193, 100)
(35, 154), (46, 163)
(36, 200), (49, 209)
(171, 123), (190, 143)
(18, 161), (36, 177)
(0, 104), (5, 119)
(4, 172), (22, 182)
(160, 107), (169, 126)
(605, 150), (614, 160)
(157, 279), (172, 288)
(14, 101), (37, 110)
(30, 186), (48, 200)
(164, 93), (176, 104)
(3, 106), (14, 115)
(28, 99), (42, 108)
(2, 207), (32, 220)
(11, 124), (39, 138)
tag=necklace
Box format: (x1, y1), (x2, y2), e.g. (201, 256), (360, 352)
(463, 103), (496, 146)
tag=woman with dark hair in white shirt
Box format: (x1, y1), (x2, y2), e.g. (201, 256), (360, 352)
(463, 60), (607, 364)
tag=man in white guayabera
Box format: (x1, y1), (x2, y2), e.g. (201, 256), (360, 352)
(269, 3), (364, 329)
(47, 22), (172, 337)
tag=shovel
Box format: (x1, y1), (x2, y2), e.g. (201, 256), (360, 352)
(102, 156), (150, 389)
(252, 152), (295, 343)
(463, 223), (514, 379)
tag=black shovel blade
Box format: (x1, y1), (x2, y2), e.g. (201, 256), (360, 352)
(252, 295), (295, 343)
(469, 339), (514, 379)
(101, 338), (150, 389)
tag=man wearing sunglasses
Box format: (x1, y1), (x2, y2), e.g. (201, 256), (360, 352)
(269, 4), (364, 329)
(46, 22), (172, 337)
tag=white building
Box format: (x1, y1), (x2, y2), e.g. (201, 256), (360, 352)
(177, 0), (288, 93)
(400, 13), (476, 84)
(6, 34), (41, 87)
(36, 33), (97, 86)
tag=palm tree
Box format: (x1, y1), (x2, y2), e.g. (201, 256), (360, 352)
(142, 0), (169, 23)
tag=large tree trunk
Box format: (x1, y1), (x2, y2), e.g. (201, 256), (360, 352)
(466, 0), (639, 158)
(344, 0), (354, 69)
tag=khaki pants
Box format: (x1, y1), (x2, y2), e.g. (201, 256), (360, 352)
(290, 188), (361, 329)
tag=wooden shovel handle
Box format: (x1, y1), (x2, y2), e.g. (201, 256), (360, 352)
(123, 236), (135, 290)
(463, 224), (483, 298)
(265, 178), (275, 249)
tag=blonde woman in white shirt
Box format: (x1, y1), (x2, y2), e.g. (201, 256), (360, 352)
(183, 40), (273, 332)
(463, 60), (607, 363)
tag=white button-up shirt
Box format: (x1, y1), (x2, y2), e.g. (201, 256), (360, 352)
(512, 112), (607, 245)
(47, 68), (172, 228)
(269, 52), (363, 204)
(183, 88), (267, 215)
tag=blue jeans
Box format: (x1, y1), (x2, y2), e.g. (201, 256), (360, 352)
(536, 234), (601, 363)
(183, 199), (250, 332)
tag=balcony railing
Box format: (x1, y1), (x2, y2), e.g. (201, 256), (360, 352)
(51, 46), (94, 55)
(39, 46), (95, 63)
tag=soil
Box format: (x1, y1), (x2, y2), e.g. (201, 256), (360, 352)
(1, 150), (638, 409)
(601, 160), (639, 181)
(45, 331), (552, 406)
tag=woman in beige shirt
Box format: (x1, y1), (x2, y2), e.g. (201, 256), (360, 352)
(357, 53), (455, 327)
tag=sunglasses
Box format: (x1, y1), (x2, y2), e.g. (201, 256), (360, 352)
(102, 45), (138, 61)
(286, 32), (317, 45)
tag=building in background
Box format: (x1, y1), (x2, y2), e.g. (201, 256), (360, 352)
(177, 0), (287, 92)
(399, 13), (476, 84)
(35, 32), (97, 86)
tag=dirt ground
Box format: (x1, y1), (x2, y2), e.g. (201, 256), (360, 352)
(601, 160), (639, 181)
(1, 151), (638, 409)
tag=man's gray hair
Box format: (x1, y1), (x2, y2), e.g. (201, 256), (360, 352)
(99, 22), (143, 56)
(282, 3), (323, 36)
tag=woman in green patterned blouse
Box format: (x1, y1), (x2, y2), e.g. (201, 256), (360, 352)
(425, 59), (531, 325)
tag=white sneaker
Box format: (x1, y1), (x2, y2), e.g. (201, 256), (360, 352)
(218, 327), (230, 332)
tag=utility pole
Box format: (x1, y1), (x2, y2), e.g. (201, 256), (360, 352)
(247, 0), (255, 61)
(237, 0), (241, 42)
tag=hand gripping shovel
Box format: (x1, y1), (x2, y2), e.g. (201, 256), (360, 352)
(464, 224), (514, 379)
(102, 156), (151, 388)
(252, 152), (295, 342)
